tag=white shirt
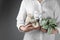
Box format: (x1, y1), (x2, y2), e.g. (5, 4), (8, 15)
(16, 0), (60, 40)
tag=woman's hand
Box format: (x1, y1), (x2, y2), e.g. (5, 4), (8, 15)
(40, 27), (47, 33)
(51, 29), (58, 34)
(39, 26), (58, 34)
(33, 26), (47, 33)
(33, 26), (41, 30)
(19, 24), (35, 32)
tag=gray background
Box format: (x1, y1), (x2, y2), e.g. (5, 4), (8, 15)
(0, 0), (60, 40)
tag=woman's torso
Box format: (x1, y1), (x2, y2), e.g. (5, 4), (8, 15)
(23, 0), (56, 40)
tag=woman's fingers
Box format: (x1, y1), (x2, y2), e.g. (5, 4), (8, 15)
(34, 27), (41, 30)
(20, 26), (26, 31)
(51, 29), (58, 34)
(26, 24), (33, 27)
(40, 27), (47, 33)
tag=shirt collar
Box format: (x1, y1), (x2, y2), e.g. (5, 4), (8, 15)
(37, 0), (45, 4)
(31, 0), (46, 5)
(31, 0), (45, 4)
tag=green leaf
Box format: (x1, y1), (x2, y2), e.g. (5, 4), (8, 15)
(40, 20), (47, 25)
(42, 25), (48, 29)
(47, 28), (52, 34)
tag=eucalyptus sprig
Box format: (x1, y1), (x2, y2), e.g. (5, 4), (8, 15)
(40, 17), (57, 34)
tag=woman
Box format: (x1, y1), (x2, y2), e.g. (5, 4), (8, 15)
(16, 0), (60, 40)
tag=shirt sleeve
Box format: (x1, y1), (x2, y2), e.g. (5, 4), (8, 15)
(54, 0), (60, 34)
(16, 1), (27, 31)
